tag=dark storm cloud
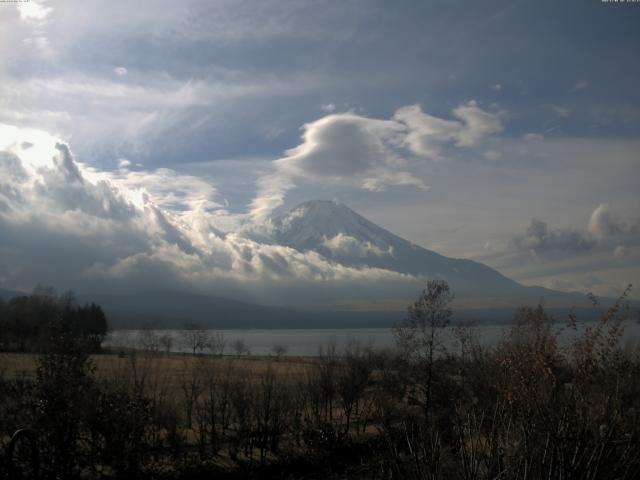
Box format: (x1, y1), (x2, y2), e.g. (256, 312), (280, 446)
(511, 207), (640, 257)
(512, 219), (594, 254)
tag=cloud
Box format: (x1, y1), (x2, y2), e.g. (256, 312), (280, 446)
(451, 101), (505, 147)
(570, 80), (590, 92)
(511, 204), (639, 259)
(0, 67), (327, 168)
(322, 233), (393, 258)
(117, 159), (131, 169)
(250, 111), (423, 219)
(512, 218), (593, 255)
(522, 133), (544, 141)
(587, 203), (637, 240)
(361, 171), (430, 192)
(394, 101), (504, 159)
(250, 101), (504, 219)
(550, 105), (570, 118)
(614, 245), (629, 259)
(482, 150), (502, 161)
(393, 105), (462, 160)
(0, 126), (421, 304)
(113, 67), (128, 76)
(85, 163), (225, 218)
(282, 114), (403, 177)
(17, 0), (52, 22)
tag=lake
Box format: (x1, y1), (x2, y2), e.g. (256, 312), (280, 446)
(104, 321), (640, 357)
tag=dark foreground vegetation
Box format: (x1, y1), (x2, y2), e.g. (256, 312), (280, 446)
(1, 282), (639, 479)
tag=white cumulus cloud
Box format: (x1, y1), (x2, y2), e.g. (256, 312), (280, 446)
(322, 233), (393, 258)
(251, 101), (503, 219)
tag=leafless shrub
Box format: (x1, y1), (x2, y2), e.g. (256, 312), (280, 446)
(231, 338), (250, 356)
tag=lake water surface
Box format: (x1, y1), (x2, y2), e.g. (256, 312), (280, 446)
(104, 322), (640, 357)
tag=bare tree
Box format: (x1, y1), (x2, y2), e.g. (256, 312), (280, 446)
(206, 332), (226, 357)
(394, 279), (453, 415)
(158, 334), (173, 354)
(231, 338), (249, 357)
(136, 329), (160, 353)
(337, 342), (374, 434)
(271, 344), (288, 360)
(180, 357), (203, 429)
(180, 323), (211, 356)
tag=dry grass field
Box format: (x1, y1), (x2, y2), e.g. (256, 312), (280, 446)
(0, 352), (38, 380)
(0, 350), (316, 399)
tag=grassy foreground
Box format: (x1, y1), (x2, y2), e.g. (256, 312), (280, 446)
(0, 351), (314, 387)
(1, 295), (640, 479)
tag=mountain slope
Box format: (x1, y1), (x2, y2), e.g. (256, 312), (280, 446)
(86, 291), (313, 329)
(0, 288), (26, 300)
(0, 287), (402, 329)
(272, 200), (588, 307)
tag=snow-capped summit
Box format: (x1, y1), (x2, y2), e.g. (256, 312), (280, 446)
(273, 200), (399, 254)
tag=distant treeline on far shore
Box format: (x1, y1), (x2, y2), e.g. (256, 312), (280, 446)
(0, 286), (108, 353)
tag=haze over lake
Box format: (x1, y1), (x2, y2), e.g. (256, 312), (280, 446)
(105, 322), (640, 357)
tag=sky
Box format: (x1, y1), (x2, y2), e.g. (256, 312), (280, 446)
(1, 0), (639, 304)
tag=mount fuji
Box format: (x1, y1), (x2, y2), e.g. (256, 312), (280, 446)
(15, 200), (602, 329)
(272, 200), (588, 309)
